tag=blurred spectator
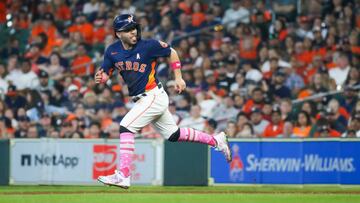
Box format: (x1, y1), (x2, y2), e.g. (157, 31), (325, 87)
(222, 0), (250, 30)
(0, 63), (8, 95)
(204, 118), (218, 135)
(30, 13), (60, 57)
(4, 85), (27, 112)
(344, 67), (360, 87)
(249, 107), (269, 137)
(329, 53), (351, 87)
(37, 70), (52, 91)
(106, 122), (120, 139)
(263, 106), (284, 138)
(70, 43), (95, 76)
(83, 0), (100, 16)
(68, 13), (94, 45)
(179, 104), (205, 131)
(27, 124), (39, 138)
(191, 1), (206, 27)
(283, 121), (294, 138)
(269, 69), (292, 100)
(6, 58), (39, 90)
(210, 95), (239, 131)
(14, 116), (30, 138)
(313, 118), (341, 138)
(40, 52), (66, 80)
(341, 114), (360, 138)
(62, 84), (81, 112)
(242, 87), (265, 115)
(280, 98), (294, 121)
(235, 112), (249, 136)
(84, 122), (103, 139)
(225, 120), (237, 138)
(236, 122), (254, 138)
(272, 0), (297, 22)
(292, 111), (312, 138)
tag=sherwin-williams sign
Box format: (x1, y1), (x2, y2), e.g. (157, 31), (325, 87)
(210, 139), (360, 184)
(10, 139), (163, 185)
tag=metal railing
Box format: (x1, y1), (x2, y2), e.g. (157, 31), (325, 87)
(292, 84), (360, 105)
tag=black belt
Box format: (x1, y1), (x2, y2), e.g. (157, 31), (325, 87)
(132, 83), (162, 103)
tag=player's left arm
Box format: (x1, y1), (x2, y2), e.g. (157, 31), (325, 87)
(147, 39), (186, 93)
(169, 48), (186, 94)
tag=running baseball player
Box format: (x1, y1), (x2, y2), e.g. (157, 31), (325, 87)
(95, 14), (231, 189)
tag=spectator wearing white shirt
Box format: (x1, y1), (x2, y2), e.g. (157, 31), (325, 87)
(329, 53), (351, 87)
(0, 63), (8, 96)
(179, 105), (206, 131)
(261, 49), (291, 73)
(222, 0), (250, 30)
(6, 59), (39, 90)
(250, 107), (269, 137)
(83, 0), (100, 15)
(242, 61), (263, 83)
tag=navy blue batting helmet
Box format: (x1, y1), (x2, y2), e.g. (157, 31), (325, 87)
(113, 14), (141, 40)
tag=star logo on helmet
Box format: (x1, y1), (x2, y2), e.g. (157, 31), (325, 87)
(127, 15), (134, 23)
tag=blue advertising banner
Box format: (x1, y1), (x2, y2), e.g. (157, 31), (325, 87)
(210, 139), (360, 185)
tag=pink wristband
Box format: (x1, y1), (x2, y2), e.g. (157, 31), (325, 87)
(100, 72), (109, 83)
(170, 61), (181, 70)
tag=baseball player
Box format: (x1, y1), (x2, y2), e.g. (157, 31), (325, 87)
(95, 14), (231, 189)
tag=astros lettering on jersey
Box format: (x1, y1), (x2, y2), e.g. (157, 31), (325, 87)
(101, 39), (170, 96)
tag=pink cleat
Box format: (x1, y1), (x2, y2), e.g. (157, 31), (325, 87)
(97, 170), (130, 189)
(214, 132), (232, 163)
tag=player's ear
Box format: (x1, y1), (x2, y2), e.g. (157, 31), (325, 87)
(115, 32), (121, 39)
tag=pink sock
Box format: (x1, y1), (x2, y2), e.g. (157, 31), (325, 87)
(119, 132), (135, 177)
(178, 128), (216, 147)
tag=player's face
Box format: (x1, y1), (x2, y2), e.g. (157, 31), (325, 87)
(118, 27), (138, 46)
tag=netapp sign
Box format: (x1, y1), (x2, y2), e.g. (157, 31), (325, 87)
(21, 154), (79, 168)
(10, 140), (91, 184)
(10, 139), (163, 185)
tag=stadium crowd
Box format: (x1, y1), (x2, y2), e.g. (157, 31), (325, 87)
(0, 0), (359, 139)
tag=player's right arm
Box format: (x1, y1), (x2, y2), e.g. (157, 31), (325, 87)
(95, 48), (112, 84)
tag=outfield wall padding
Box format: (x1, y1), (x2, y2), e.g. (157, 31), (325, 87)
(0, 139), (9, 185)
(164, 141), (208, 186)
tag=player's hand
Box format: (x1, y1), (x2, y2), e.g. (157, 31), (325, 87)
(95, 69), (108, 84)
(174, 78), (186, 94)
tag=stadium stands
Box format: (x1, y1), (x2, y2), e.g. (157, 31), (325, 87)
(0, 0), (359, 139)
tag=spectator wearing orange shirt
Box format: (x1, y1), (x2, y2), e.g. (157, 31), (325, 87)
(294, 41), (313, 69)
(53, 0), (72, 22)
(30, 13), (61, 57)
(191, 1), (206, 27)
(238, 26), (260, 61)
(242, 87), (265, 115)
(179, 0), (193, 15)
(313, 118), (341, 138)
(71, 43), (94, 76)
(263, 106), (284, 138)
(269, 18), (288, 42)
(13, 10), (30, 30)
(67, 13), (94, 45)
(92, 18), (106, 44)
(292, 111), (312, 138)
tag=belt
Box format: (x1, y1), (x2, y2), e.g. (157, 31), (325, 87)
(132, 83), (163, 103)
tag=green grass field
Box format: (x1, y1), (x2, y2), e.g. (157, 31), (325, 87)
(0, 185), (360, 203)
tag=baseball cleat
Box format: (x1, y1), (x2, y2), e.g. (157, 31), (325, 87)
(214, 132), (232, 163)
(97, 170), (130, 189)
